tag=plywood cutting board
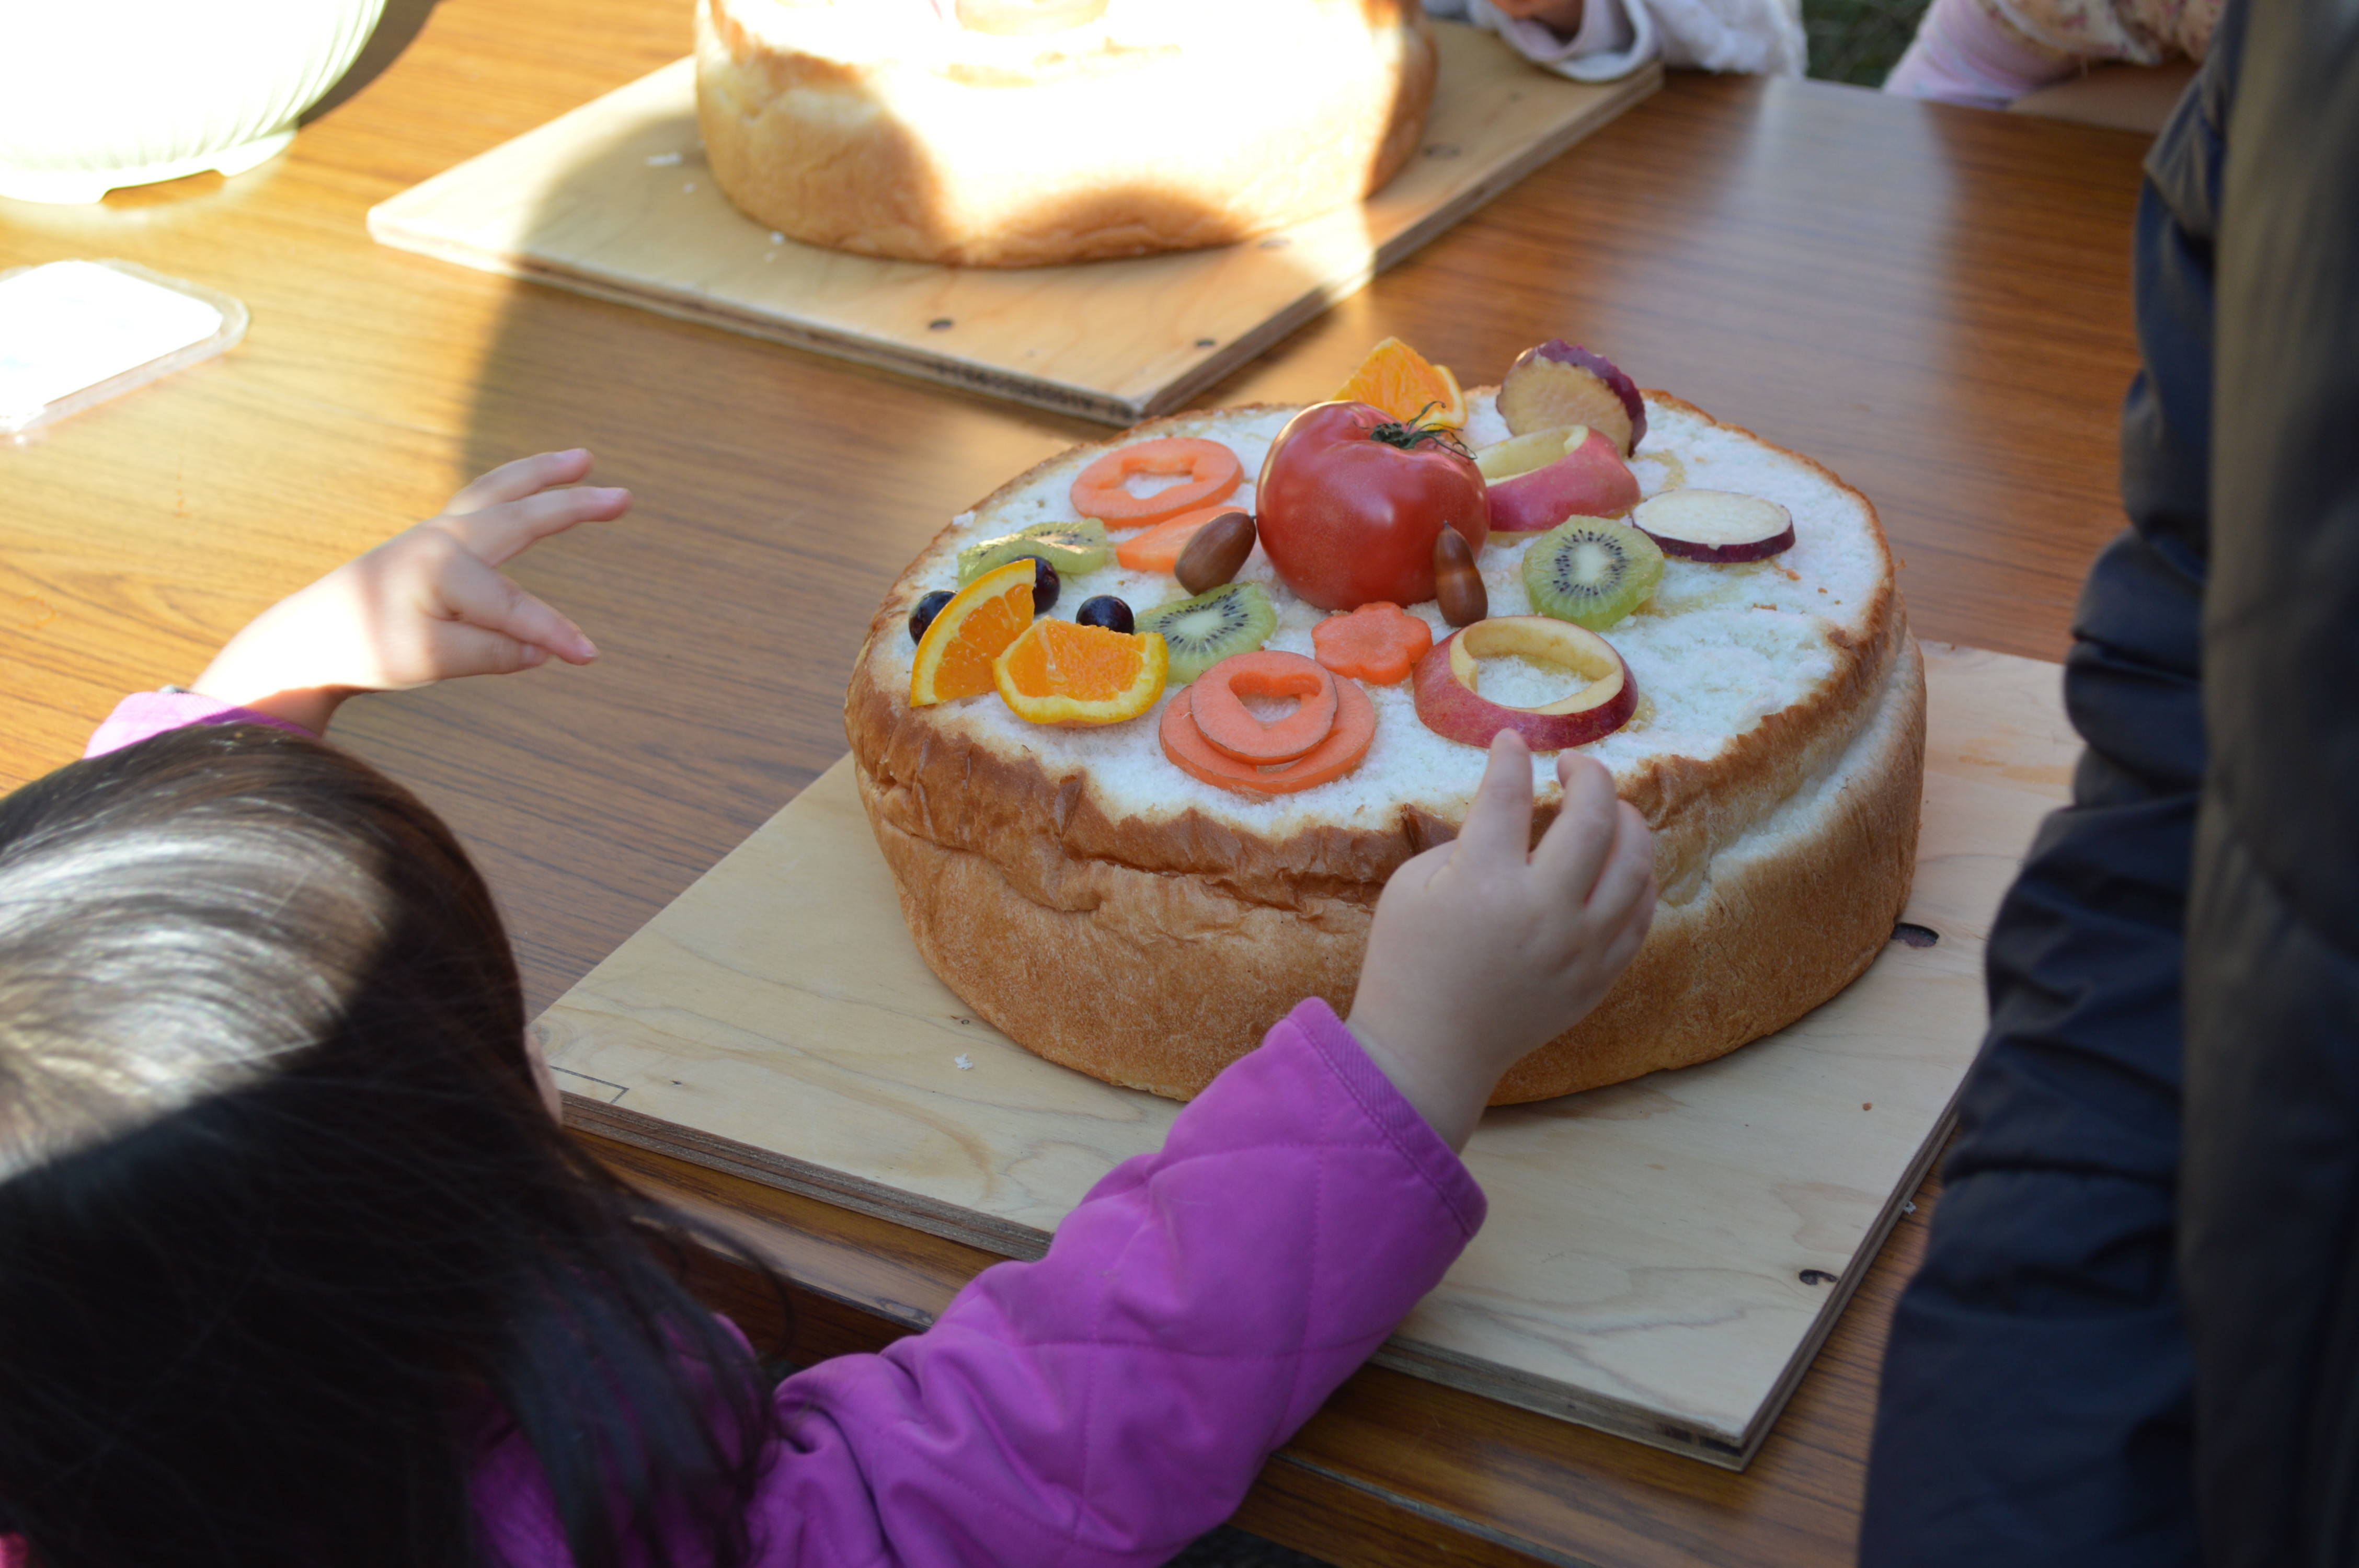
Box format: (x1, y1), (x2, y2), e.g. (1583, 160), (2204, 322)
(367, 26), (1658, 424)
(536, 642), (2074, 1467)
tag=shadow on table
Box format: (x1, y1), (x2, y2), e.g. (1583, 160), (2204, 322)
(305, 0), (444, 126)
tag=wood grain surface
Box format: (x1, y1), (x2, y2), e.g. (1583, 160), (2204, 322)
(0, 0), (2155, 1556)
(368, 31), (1658, 422)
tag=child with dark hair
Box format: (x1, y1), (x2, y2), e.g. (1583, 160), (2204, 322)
(0, 451), (1655, 1568)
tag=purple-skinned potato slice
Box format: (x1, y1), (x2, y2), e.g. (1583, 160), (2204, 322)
(1498, 341), (1646, 455)
(1632, 490), (1796, 562)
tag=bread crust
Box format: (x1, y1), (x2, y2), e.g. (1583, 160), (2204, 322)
(860, 633), (1923, 1102)
(845, 393), (1921, 1102)
(696, 0), (1440, 267)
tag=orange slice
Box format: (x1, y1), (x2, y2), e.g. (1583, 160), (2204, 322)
(1332, 337), (1466, 429)
(910, 560), (1035, 707)
(993, 617), (1169, 725)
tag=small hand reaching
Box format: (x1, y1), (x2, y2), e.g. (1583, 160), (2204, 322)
(1347, 730), (1656, 1150)
(193, 451), (626, 734)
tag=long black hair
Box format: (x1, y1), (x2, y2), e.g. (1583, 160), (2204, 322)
(0, 724), (781, 1568)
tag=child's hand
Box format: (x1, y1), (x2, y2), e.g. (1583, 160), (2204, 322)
(192, 451), (626, 734)
(1346, 731), (1656, 1150)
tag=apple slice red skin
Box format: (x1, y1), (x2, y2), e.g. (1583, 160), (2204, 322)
(1411, 618), (1639, 752)
(1486, 430), (1642, 534)
(1631, 491), (1797, 562)
(1500, 341), (1648, 454)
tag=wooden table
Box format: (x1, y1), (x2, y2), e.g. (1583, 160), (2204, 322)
(0, 2), (2154, 1560)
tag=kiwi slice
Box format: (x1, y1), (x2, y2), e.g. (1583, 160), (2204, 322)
(1521, 518), (1664, 631)
(1136, 581), (1276, 684)
(957, 519), (1112, 585)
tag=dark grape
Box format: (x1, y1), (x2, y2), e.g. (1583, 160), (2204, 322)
(907, 589), (955, 643)
(1027, 555), (1060, 615)
(1075, 595), (1133, 634)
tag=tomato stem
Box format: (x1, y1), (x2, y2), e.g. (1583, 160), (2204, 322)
(1367, 403), (1470, 457)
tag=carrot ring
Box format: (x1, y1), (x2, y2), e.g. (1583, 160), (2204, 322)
(1160, 675), (1376, 795)
(1069, 438), (1243, 529)
(1187, 651), (1338, 764)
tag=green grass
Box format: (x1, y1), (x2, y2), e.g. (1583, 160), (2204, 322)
(1804, 0), (1933, 85)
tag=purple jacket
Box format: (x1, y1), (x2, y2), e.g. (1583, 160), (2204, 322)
(86, 694), (1486, 1566)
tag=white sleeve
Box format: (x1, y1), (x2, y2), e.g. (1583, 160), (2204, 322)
(1462, 0), (1804, 78)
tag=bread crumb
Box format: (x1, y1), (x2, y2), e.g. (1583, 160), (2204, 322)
(646, 151), (683, 166)
(770, 232), (785, 245)
(683, 182), (697, 193)
(1862, 1101), (1873, 1110)
(955, 1054), (974, 1070)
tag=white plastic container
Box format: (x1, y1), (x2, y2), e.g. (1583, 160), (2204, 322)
(0, 260), (249, 439)
(0, 0), (388, 203)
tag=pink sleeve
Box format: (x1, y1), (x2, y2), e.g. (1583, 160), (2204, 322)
(749, 997), (1483, 1565)
(474, 998), (1482, 1566)
(1883, 0), (2076, 105)
(83, 692), (314, 759)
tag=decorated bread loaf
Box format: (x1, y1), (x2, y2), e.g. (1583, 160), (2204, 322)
(846, 341), (1925, 1102)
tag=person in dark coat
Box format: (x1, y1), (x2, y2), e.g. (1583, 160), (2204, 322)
(1861, 0), (2359, 1557)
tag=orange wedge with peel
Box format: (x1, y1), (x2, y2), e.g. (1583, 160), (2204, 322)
(1332, 337), (1466, 429)
(993, 618), (1169, 725)
(911, 560), (1035, 707)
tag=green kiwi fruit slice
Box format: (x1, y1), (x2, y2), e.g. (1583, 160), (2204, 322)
(957, 519), (1113, 585)
(1136, 581), (1276, 684)
(1521, 518), (1664, 630)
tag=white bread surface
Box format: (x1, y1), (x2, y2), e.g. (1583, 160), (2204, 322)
(846, 391), (1926, 1102)
(695, 0), (1439, 267)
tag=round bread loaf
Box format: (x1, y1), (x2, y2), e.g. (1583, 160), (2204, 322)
(695, 0), (1440, 267)
(845, 391), (1926, 1102)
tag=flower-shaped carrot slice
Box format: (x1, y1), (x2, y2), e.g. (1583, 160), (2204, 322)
(1311, 602), (1434, 685)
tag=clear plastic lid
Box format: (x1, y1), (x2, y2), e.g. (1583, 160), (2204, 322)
(0, 259), (249, 439)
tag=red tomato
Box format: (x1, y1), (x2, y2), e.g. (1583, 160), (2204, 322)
(1255, 402), (1490, 612)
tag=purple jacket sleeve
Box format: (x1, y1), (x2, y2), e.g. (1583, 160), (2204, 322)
(476, 998), (1484, 1566)
(83, 691), (312, 758)
(749, 999), (1481, 1566)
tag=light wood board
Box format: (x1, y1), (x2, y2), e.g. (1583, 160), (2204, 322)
(536, 642), (2075, 1466)
(366, 26), (1658, 424)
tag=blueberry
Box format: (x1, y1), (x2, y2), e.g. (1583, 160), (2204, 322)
(1076, 595), (1133, 634)
(1027, 556), (1060, 615)
(908, 589), (955, 644)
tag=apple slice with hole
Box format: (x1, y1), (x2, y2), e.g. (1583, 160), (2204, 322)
(1631, 490), (1795, 562)
(1486, 429), (1641, 534)
(1412, 616), (1638, 751)
(1497, 342), (1646, 455)
(1474, 424), (1586, 482)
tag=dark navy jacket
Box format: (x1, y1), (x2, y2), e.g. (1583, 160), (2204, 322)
(1862, 0), (2359, 1558)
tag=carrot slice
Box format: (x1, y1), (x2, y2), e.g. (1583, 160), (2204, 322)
(1160, 675), (1376, 795)
(1114, 505), (1245, 573)
(1070, 438), (1243, 529)
(1312, 602), (1434, 686)
(1188, 650), (1338, 764)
